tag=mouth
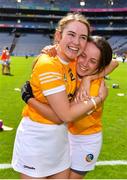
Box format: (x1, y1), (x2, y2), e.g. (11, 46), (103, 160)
(79, 64), (87, 72)
(68, 46), (79, 54)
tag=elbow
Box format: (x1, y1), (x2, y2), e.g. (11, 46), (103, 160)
(115, 60), (119, 68)
(116, 61), (119, 67)
(59, 114), (74, 123)
(61, 117), (73, 123)
(112, 59), (119, 68)
(63, 118), (73, 123)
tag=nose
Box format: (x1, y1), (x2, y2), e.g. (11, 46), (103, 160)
(73, 36), (80, 45)
(81, 58), (89, 66)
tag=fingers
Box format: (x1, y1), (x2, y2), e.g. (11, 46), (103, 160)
(75, 89), (90, 103)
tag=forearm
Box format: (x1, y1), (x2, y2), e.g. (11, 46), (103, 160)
(26, 79), (107, 124)
(47, 93), (103, 123)
(68, 96), (102, 122)
(28, 98), (63, 124)
(27, 97), (100, 124)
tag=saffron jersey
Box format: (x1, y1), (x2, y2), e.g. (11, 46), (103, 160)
(22, 54), (76, 124)
(68, 78), (103, 135)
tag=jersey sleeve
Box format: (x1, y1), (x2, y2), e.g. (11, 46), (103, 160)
(31, 54), (66, 96)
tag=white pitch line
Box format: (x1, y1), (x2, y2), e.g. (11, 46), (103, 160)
(0, 160), (127, 169)
(96, 160), (127, 166)
(14, 88), (21, 92)
(0, 164), (12, 169)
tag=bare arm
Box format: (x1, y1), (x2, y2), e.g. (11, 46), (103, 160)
(25, 83), (100, 124)
(26, 80), (107, 123)
(43, 80), (107, 123)
(28, 95), (91, 123)
(22, 78), (107, 123)
(24, 76), (107, 123)
(28, 98), (63, 124)
(28, 96), (89, 124)
(28, 94), (101, 123)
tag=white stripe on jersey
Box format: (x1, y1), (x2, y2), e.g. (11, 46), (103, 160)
(40, 77), (62, 84)
(39, 72), (62, 84)
(43, 85), (65, 96)
(39, 72), (62, 77)
(40, 75), (62, 81)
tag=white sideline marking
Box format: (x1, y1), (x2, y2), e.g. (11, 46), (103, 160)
(0, 164), (12, 169)
(14, 88), (21, 92)
(96, 160), (127, 166)
(0, 160), (127, 169)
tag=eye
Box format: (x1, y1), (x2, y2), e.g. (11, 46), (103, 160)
(80, 35), (88, 41)
(82, 52), (86, 58)
(90, 59), (98, 64)
(68, 32), (75, 37)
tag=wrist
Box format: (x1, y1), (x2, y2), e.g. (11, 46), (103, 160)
(98, 95), (103, 104)
(27, 97), (34, 104)
(94, 96), (103, 107)
(90, 98), (97, 109)
(83, 98), (97, 115)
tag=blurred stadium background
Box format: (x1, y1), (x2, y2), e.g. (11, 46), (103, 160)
(0, 0), (127, 179)
(0, 0), (127, 58)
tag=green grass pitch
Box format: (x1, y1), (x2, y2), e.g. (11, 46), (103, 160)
(0, 57), (127, 179)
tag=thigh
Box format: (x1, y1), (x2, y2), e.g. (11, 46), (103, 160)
(69, 169), (87, 179)
(20, 173), (47, 179)
(2, 64), (5, 68)
(48, 168), (70, 179)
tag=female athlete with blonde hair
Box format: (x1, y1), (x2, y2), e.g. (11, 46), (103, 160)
(12, 13), (108, 179)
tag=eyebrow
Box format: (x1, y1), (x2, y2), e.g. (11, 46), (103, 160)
(67, 31), (76, 34)
(67, 31), (88, 37)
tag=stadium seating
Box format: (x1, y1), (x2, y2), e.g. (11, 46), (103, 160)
(13, 33), (51, 56)
(0, 1), (126, 56)
(108, 36), (127, 54)
(0, 33), (51, 56)
(0, 0), (127, 9)
(0, 33), (13, 54)
(0, 32), (126, 56)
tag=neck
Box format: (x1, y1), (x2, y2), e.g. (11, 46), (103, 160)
(77, 74), (83, 80)
(57, 46), (70, 63)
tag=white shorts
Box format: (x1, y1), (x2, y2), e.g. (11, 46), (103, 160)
(2, 60), (10, 65)
(12, 117), (71, 178)
(68, 132), (102, 172)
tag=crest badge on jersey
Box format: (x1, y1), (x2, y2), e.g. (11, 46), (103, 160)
(85, 154), (94, 162)
(64, 74), (67, 82)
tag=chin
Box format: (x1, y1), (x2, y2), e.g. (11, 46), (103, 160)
(77, 73), (84, 78)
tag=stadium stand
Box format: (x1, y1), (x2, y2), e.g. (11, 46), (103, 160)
(108, 36), (127, 54)
(13, 33), (51, 56)
(0, 0), (127, 56)
(0, 33), (13, 54)
(0, 0), (127, 9)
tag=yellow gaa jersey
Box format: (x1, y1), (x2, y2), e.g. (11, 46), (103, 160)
(22, 54), (76, 124)
(68, 78), (103, 135)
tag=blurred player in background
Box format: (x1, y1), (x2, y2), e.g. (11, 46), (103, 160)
(1, 47), (11, 75)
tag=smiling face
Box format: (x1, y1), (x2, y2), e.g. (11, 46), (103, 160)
(56, 20), (88, 62)
(76, 42), (101, 77)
